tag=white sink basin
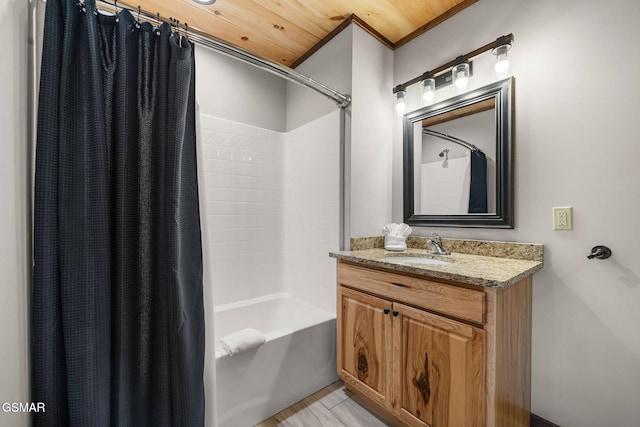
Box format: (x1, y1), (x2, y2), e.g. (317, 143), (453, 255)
(386, 257), (450, 266)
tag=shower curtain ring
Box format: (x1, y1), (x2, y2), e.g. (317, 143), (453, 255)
(134, 5), (141, 29)
(177, 20), (183, 47)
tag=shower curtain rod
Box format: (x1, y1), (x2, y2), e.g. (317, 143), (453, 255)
(422, 129), (480, 152)
(94, 0), (352, 109)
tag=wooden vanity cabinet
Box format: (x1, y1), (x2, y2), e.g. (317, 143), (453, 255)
(393, 302), (485, 427)
(337, 260), (532, 427)
(339, 287), (392, 408)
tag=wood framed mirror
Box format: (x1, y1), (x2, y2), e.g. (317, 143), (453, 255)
(403, 77), (514, 228)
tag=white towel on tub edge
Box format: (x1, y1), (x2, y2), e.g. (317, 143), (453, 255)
(218, 327), (266, 356)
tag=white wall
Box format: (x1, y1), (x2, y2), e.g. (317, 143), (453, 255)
(283, 111), (341, 313)
(0, 0), (30, 425)
(286, 22), (395, 243)
(286, 24), (353, 250)
(349, 25), (394, 238)
(286, 26), (353, 131)
(199, 115), (285, 306)
(196, 46), (287, 132)
(285, 22), (395, 247)
(392, 0), (640, 425)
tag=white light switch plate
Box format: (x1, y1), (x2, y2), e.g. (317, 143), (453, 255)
(553, 207), (573, 230)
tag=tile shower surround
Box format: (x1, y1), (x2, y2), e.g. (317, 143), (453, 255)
(200, 113), (340, 310)
(201, 115), (285, 306)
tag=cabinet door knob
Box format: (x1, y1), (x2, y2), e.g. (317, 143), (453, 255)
(392, 311), (399, 317)
(383, 308), (390, 315)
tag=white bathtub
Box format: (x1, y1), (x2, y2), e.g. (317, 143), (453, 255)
(214, 292), (337, 427)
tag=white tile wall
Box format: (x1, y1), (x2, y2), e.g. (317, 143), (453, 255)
(283, 111), (341, 313)
(199, 114), (285, 306)
(199, 112), (340, 313)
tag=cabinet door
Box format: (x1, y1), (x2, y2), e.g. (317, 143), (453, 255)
(393, 302), (485, 427)
(338, 286), (392, 408)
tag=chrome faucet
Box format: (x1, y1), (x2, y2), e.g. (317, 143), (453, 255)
(426, 233), (451, 255)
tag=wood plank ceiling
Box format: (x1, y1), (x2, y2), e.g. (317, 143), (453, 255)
(120, 0), (478, 68)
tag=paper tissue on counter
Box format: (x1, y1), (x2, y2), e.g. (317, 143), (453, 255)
(382, 223), (412, 251)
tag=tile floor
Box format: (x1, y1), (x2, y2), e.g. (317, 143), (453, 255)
(254, 381), (389, 426)
(256, 380), (548, 427)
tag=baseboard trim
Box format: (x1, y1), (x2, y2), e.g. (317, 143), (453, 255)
(531, 413), (561, 427)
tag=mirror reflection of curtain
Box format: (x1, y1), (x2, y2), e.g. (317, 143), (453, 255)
(32, 0), (205, 425)
(469, 151), (488, 213)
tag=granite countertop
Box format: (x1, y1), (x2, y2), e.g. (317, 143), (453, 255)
(330, 237), (544, 288)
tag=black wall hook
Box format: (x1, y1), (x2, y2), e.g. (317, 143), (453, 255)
(587, 245), (612, 260)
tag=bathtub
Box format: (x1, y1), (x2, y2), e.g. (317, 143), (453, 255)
(214, 292), (337, 427)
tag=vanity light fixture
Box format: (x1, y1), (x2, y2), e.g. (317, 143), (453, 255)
(492, 36), (512, 74)
(452, 57), (470, 90)
(394, 85), (407, 115)
(421, 72), (436, 104)
(392, 33), (514, 112)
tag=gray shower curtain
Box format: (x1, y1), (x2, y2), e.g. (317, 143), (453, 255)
(32, 0), (205, 425)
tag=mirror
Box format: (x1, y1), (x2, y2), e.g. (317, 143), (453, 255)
(403, 77), (513, 228)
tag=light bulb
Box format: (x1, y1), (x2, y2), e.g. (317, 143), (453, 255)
(492, 43), (511, 74)
(394, 90), (406, 115)
(395, 97), (406, 114)
(495, 58), (510, 73)
(452, 63), (469, 90)
(423, 90), (435, 103)
(454, 75), (468, 89)
(422, 78), (435, 104)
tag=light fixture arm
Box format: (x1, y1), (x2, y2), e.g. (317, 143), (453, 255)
(393, 84), (406, 95)
(495, 35), (511, 49)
